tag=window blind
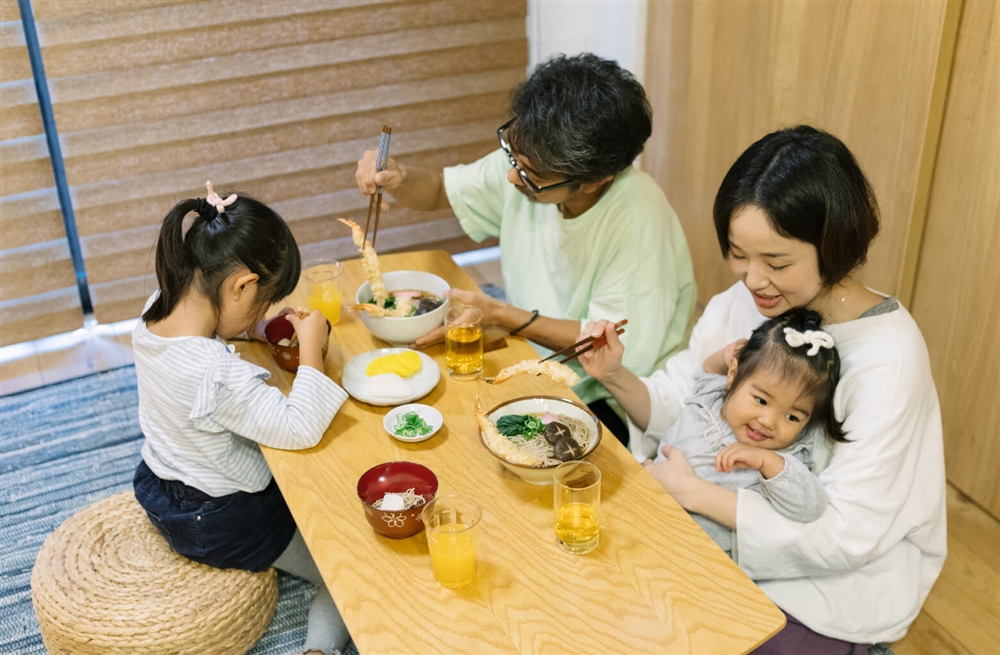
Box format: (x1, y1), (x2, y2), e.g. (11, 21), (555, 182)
(1, 0), (524, 345)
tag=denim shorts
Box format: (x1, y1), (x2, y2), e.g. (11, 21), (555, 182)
(133, 459), (297, 572)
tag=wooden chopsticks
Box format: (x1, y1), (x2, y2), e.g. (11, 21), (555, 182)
(364, 125), (392, 248)
(541, 319), (628, 365)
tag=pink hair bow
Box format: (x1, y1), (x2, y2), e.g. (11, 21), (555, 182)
(205, 180), (237, 214)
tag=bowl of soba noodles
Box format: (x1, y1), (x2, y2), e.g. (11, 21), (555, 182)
(356, 461), (439, 539)
(477, 396), (602, 485)
(354, 270), (450, 345)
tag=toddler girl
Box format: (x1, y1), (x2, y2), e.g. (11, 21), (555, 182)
(649, 307), (847, 556)
(131, 182), (349, 655)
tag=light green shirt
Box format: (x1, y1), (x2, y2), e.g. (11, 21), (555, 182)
(444, 149), (696, 406)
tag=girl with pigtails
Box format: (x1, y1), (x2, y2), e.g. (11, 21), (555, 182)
(580, 127), (946, 654)
(132, 182), (350, 655)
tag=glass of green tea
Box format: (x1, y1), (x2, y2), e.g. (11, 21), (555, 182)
(444, 304), (483, 380)
(553, 461), (601, 555)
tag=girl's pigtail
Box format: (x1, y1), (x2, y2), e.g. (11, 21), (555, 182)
(142, 183), (298, 326)
(780, 308), (849, 443)
(802, 311), (821, 332)
(142, 198), (200, 323)
(820, 353), (848, 443)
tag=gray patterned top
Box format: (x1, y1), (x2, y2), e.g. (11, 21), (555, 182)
(654, 373), (828, 556)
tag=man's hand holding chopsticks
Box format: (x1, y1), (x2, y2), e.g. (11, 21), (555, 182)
(355, 149), (402, 211)
(354, 149), (452, 213)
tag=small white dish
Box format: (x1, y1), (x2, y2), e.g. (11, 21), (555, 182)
(383, 404), (443, 443)
(341, 348), (440, 406)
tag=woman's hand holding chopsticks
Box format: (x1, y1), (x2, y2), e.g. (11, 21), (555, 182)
(576, 319), (628, 382)
(577, 319), (656, 432)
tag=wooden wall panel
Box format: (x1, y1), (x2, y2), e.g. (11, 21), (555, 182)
(644, 0), (952, 306)
(0, 0), (527, 346)
(911, 1), (1000, 517)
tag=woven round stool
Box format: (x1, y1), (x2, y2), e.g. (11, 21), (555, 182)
(31, 490), (278, 655)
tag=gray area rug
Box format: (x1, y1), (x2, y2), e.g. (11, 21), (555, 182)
(0, 366), (358, 655)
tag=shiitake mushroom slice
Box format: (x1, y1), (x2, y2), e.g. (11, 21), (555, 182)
(544, 421), (572, 445)
(553, 437), (583, 462)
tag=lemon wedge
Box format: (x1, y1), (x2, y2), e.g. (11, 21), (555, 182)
(366, 351), (422, 378)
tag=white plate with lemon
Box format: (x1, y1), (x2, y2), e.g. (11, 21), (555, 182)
(341, 348), (440, 406)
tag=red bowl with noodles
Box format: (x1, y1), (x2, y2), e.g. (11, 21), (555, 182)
(356, 461), (438, 539)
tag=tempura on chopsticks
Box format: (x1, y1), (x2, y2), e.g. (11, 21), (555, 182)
(340, 217), (454, 321)
(489, 359), (580, 386)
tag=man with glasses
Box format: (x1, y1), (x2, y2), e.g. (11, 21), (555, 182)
(355, 53), (694, 452)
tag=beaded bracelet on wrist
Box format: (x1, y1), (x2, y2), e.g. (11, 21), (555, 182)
(509, 309), (540, 336)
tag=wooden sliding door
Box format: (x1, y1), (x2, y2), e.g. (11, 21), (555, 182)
(643, 0), (954, 305)
(911, 0), (1000, 517)
(644, 0), (1000, 518)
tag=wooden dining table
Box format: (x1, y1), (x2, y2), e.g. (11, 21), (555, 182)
(235, 250), (786, 655)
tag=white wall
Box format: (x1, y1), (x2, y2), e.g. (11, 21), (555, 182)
(527, 0), (648, 82)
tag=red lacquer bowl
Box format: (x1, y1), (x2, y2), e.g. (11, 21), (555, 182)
(263, 314), (330, 373)
(356, 461), (438, 539)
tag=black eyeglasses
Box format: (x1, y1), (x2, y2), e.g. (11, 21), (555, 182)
(497, 118), (577, 195)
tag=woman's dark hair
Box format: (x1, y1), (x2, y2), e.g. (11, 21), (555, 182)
(726, 307), (848, 442)
(713, 125), (880, 285)
(506, 53), (652, 183)
(142, 193), (301, 323)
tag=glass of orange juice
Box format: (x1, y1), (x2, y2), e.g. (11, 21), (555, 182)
(302, 260), (343, 325)
(421, 494), (482, 588)
(553, 461), (601, 555)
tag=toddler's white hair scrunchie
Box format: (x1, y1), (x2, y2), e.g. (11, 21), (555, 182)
(783, 327), (835, 356)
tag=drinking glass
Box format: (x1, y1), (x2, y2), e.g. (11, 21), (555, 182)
(421, 494), (482, 588)
(302, 260), (343, 325)
(553, 461), (601, 555)
(444, 304), (483, 380)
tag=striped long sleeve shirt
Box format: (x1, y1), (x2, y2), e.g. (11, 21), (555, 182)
(133, 314), (346, 497)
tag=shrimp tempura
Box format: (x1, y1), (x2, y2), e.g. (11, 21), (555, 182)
(338, 218), (388, 306)
(491, 360), (580, 386)
(476, 396), (545, 466)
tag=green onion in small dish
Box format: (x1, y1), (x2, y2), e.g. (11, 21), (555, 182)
(383, 404), (443, 443)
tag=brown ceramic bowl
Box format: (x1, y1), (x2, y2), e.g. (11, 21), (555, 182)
(264, 315), (330, 373)
(356, 461), (439, 539)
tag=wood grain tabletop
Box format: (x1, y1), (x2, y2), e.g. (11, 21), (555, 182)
(236, 250), (785, 655)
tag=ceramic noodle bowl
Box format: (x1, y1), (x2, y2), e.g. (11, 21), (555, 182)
(356, 461), (439, 539)
(355, 271), (451, 345)
(479, 396), (602, 485)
